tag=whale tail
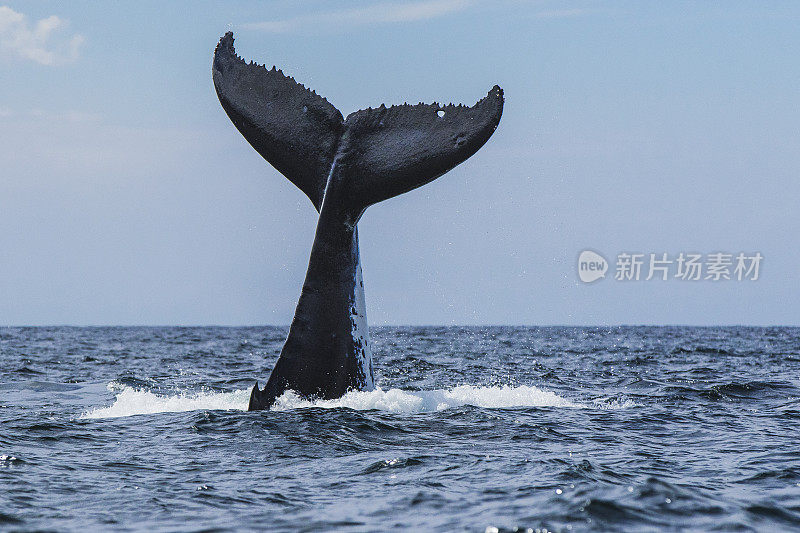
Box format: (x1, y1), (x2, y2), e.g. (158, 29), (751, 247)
(213, 33), (503, 409)
(213, 32), (503, 216)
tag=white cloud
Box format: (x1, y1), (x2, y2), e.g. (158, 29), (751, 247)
(243, 0), (473, 33)
(0, 5), (84, 65)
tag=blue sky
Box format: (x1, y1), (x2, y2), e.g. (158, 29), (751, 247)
(1, 1), (798, 325)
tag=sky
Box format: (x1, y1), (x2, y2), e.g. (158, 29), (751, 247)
(0, 1), (798, 326)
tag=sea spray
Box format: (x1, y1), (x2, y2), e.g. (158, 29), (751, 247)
(80, 383), (633, 419)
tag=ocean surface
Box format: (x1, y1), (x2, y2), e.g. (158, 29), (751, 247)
(2, 326), (799, 532)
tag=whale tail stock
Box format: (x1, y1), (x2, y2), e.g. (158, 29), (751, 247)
(212, 32), (503, 409)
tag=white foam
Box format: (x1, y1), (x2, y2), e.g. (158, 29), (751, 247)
(81, 384), (250, 419)
(81, 382), (631, 419)
(272, 384), (582, 412)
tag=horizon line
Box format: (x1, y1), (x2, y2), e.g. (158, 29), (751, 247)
(1, 323), (798, 328)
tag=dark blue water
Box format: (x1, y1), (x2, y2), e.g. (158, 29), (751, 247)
(2, 326), (799, 531)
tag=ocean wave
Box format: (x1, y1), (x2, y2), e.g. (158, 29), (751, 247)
(82, 382), (631, 419)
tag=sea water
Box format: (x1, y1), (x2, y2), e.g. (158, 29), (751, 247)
(2, 326), (799, 531)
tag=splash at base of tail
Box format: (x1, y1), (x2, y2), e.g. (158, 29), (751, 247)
(212, 32), (503, 410)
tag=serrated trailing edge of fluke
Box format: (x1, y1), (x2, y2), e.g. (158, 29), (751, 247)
(213, 32), (338, 111)
(214, 32), (503, 127)
(344, 86), (503, 133)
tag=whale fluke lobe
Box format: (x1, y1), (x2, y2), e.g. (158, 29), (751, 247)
(340, 89), (503, 214)
(213, 32), (503, 410)
(213, 32), (342, 210)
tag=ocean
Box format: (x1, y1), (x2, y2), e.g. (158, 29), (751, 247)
(2, 326), (799, 531)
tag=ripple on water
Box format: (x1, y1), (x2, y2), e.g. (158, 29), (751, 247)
(2, 326), (800, 531)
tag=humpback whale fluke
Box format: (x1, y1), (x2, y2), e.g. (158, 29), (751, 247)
(212, 32), (503, 410)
